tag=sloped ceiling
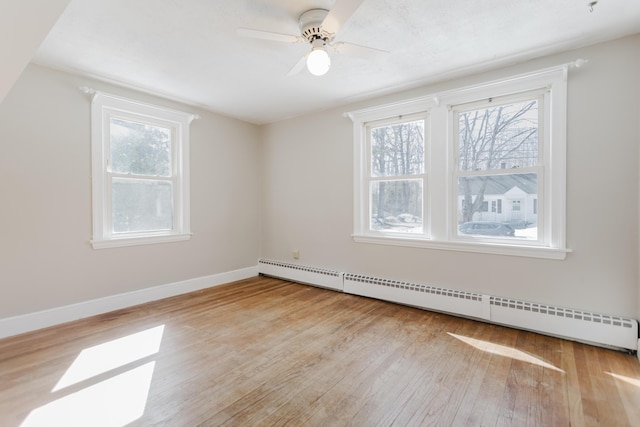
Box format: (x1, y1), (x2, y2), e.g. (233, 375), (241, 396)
(31, 0), (640, 124)
(0, 0), (71, 103)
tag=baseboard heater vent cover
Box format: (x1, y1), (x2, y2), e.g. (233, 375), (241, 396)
(343, 273), (487, 320)
(490, 296), (637, 351)
(258, 259), (343, 291)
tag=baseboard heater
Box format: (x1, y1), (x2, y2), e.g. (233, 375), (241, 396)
(258, 259), (344, 291)
(258, 259), (638, 352)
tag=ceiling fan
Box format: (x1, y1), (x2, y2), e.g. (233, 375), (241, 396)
(237, 0), (387, 76)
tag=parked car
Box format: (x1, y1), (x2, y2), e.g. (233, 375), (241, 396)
(458, 222), (515, 237)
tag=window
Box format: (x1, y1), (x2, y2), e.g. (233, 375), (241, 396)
(348, 65), (570, 259)
(91, 92), (196, 249)
(367, 115), (426, 236)
(454, 94), (541, 241)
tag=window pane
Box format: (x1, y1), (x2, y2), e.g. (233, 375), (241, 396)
(370, 179), (423, 233)
(370, 120), (424, 177)
(112, 178), (173, 233)
(458, 99), (538, 172)
(110, 118), (172, 177)
(457, 173), (537, 239)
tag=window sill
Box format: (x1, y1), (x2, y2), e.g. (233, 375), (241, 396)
(352, 234), (570, 260)
(91, 233), (192, 249)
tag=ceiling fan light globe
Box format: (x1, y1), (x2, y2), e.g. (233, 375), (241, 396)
(307, 48), (331, 76)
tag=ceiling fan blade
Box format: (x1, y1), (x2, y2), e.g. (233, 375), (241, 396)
(287, 52), (310, 76)
(236, 28), (304, 44)
(331, 41), (389, 59)
(321, 0), (366, 35)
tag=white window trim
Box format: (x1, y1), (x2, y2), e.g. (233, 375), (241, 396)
(90, 92), (196, 249)
(347, 65), (574, 260)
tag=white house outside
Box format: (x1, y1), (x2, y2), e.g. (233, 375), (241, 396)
(458, 173), (537, 229)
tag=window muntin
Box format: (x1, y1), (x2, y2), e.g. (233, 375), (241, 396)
(366, 117), (426, 235)
(91, 92), (194, 249)
(454, 93), (543, 243)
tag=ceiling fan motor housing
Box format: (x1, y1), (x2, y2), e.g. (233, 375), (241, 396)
(299, 9), (331, 42)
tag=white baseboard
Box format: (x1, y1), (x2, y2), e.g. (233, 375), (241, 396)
(0, 265), (259, 339)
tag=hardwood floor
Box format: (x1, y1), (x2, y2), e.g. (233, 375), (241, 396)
(1, 276), (639, 426)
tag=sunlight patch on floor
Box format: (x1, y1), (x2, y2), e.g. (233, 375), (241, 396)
(448, 332), (564, 372)
(53, 325), (164, 391)
(21, 325), (164, 427)
(606, 372), (640, 388)
(21, 362), (156, 427)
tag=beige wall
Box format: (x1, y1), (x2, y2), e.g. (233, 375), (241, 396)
(0, 64), (261, 319)
(1, 36), (638, 324)
(260, 35), (640, 318)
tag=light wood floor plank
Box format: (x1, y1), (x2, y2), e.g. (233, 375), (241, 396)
(1, 276), (639, 426)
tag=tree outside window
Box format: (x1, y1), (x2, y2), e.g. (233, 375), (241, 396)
(456, 96), (541, 239)
(368, 119), (425, 234)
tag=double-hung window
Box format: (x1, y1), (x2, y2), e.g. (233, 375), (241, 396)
(454, 92), (543, 243)
(91, 92), (195, 249)
(366, 114), (427, 236)
(349, 65), (570, 259)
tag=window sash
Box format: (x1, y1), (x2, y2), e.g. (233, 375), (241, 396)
(453, 92), (545, 172)
(369, 178), (424, 235)
(108, 116), (173, 177)
(110, 177), (174, 234)
(454, 172), (542, 243)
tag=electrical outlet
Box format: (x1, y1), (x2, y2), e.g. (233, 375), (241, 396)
(293, 250), (300, 259)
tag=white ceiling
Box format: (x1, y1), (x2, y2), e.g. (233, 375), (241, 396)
(32, 0), (640, 125)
